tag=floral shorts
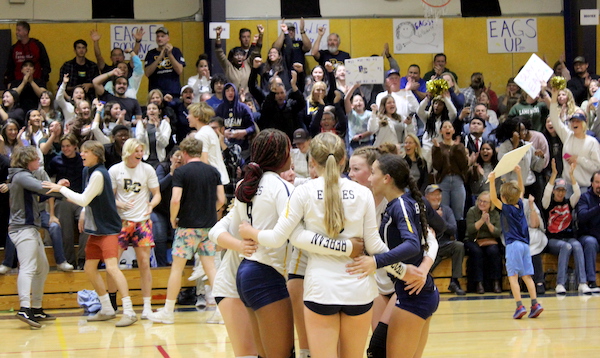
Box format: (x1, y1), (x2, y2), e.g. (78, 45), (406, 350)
(117, 219), (154, 249)
(172, 228), (215, 260)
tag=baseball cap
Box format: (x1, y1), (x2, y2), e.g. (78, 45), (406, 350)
(569, 112), (586, 122)
(180, 85), (193, 95)
(554, 178), (567, 190)
(292, 128), (310, 144)
(424, 184), (442, 195)
(573, 56), (586, 64)
(156, 27), (169, 35)
(386, 69), (400, 78)
(286, 22), (296, 30)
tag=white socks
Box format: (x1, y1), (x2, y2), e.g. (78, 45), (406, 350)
(165, 299), (176, 314)
(121, 296), (135, 316)
(99, 294), (115, 315)
(143, 296), (152, 311)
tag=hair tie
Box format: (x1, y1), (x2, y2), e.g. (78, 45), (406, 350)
(328, 153), (335, 158)
(248, 161), (262, 172)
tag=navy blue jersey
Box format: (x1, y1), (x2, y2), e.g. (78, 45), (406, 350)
(501, 198), (530, 245)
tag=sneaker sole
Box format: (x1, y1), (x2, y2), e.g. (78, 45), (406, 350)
(17, 314), (42, 328)
(514, 311), (526, 319)
(148, 317), (174, 324)
(115, 315), (138, 327)
(34, 315), (57, 321)
(529, 308), (544, 318)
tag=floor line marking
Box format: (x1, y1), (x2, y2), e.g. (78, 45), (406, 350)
(156, 345), (170, 358)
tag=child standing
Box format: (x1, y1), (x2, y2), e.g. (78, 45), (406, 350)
(489, 166), (543, 319)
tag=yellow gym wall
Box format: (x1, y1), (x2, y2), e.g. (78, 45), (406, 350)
(0, 16), (588, 105)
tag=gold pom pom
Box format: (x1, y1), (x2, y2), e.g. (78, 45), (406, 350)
(426, 79), (450, 98)
(549, 76), (566, 90)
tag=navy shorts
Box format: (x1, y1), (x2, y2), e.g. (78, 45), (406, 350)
(236, 259), (289, 310)
(304, 301), (373, 316)
(395, 281), (439, 320)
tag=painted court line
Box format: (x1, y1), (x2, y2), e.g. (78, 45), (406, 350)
(156, 345), (170, 358)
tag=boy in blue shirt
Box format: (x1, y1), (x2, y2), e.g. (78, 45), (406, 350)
(489, 166), (543, 319)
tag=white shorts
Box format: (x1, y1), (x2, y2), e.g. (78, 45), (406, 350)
(288, 246), (308, 278)
(375, 268), (395, 295)
(212, 249), (243, 299)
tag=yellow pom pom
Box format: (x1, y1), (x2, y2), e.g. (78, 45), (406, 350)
(426, 79), (450, 97)
(549, 76), (567, 90)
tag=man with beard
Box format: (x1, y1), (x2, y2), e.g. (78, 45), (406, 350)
(215, 26), (261, 91)
(310, 27), (350, 68)
(4, 21), (51, 89)
(92, 68), (142, 122)
(144, 27), (186, 98)
(567, 56), (599, 106)
(423, 53), (458, 82)
(576, 170), (600, 293)
(462, 72), (498, 112)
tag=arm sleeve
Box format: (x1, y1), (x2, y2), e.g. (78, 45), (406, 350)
(443, 96), (457, 121)
(570, 183), (581, 207)
(542, 183), (553, 209)
(59, 171), (104, 207)
(208, 205), (236, 245)
(374, 200), (422, 268)
(156, 119), (172, 147)
(424, 230), (438, 261)
(417, 97), (430, 125)
(367, 110), (379, 133)
(577, 140), (600, 172)
(291, 230), (355, 256)
(257, 187), (306, 248)
(91, 120), (111, 145)
(549, 102), (570, 143)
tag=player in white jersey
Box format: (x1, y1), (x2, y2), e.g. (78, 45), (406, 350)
(240, 133), (390, 358)
(214, 129), (295, 358)
(107, 138), (160, 319)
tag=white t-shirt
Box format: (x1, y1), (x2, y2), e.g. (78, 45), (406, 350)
(195, 125), (230, 185)
(109, 161), (159, 222)
(290, 148), (310, 179)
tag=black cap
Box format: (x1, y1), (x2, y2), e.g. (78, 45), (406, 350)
(292, 128), (310, 144)
(112, 125), (130, 137)
(573, 56), (586, 64)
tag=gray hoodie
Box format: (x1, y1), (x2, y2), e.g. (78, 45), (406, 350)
(8, 168), (62, 231)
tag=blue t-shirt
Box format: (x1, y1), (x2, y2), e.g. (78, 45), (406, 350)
(501, 198), (530, 245)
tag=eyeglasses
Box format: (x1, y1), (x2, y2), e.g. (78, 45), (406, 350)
(478, 200), (490, 204)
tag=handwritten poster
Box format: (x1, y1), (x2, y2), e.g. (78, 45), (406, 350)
(487, 18), (538, 53)
(110, 24), (162, 61)
(513, 54), (553, 99)
(392, 18), (444, 54)
(208, 22), (231, 39)
(345, 57), (385, 86)
(284, 19), (330, 52)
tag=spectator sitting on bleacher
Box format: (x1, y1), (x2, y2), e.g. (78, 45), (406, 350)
(542, 160), (591, 294)
(576, 170), (600, 293)
(426, 184), (466, 296)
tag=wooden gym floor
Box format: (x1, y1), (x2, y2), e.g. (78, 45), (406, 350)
(0, 292), (598, 357)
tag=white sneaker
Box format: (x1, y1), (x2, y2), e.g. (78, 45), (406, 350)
(141, 308), (153, 320)
(206, 307), (224, 324)
(57, 262), (74, 272)
(147, 309), (174, 324)
(0, 264), (11, 275)
(579, 283), (592, 295)
(195, 295), (207, 309)
(555, 284), (567, 294)
(188, 266), (206, 281)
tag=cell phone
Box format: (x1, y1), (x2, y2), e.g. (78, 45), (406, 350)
(563, 153), (571, 159)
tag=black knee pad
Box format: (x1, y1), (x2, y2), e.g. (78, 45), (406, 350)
(367, 322), (388, 358)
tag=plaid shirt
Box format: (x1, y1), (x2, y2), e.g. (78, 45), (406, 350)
(57, 57), (99, 90)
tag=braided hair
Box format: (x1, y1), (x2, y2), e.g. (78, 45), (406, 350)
(376, 154), (429, 248)
(235, 129), (291, 203)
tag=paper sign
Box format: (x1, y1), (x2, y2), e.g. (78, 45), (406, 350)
(345, 57), (385, 86)
(284, 19), (330, 52)
(580, 9), (599, 26)
(393, 18), (444, 54)
(489, 143), (532, 181)
(111, 24), (163, 61)
(513, 54), (553, 99)
(209, 22), (230, 39)
(487, 18), (538, 53)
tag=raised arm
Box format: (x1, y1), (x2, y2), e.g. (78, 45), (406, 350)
(488, 171), (503, 210)
(311, 26), (325, 59)
(90, 30), (106, 72)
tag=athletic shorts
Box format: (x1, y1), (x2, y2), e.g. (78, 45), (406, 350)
(118, 219), (154, 249)
(395, 280), (439, 320)
(505, 240), (534, 277)
(172, 228), (214, 260)
(304, 301), (373, 316)
(86, 234), (119, 260)
(237, 259), (289, 310)
(287, 247), (307, 280)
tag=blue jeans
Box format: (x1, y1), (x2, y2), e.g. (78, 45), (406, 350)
(465, 241), (502, 283)
(579, 235), (600, 283)
(547, 238), (586, 285)
(151, 212), (171, 267)
(40, 211), (68, 264)
(438, 174), (466, 221)
(2, 235), (16, 267)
